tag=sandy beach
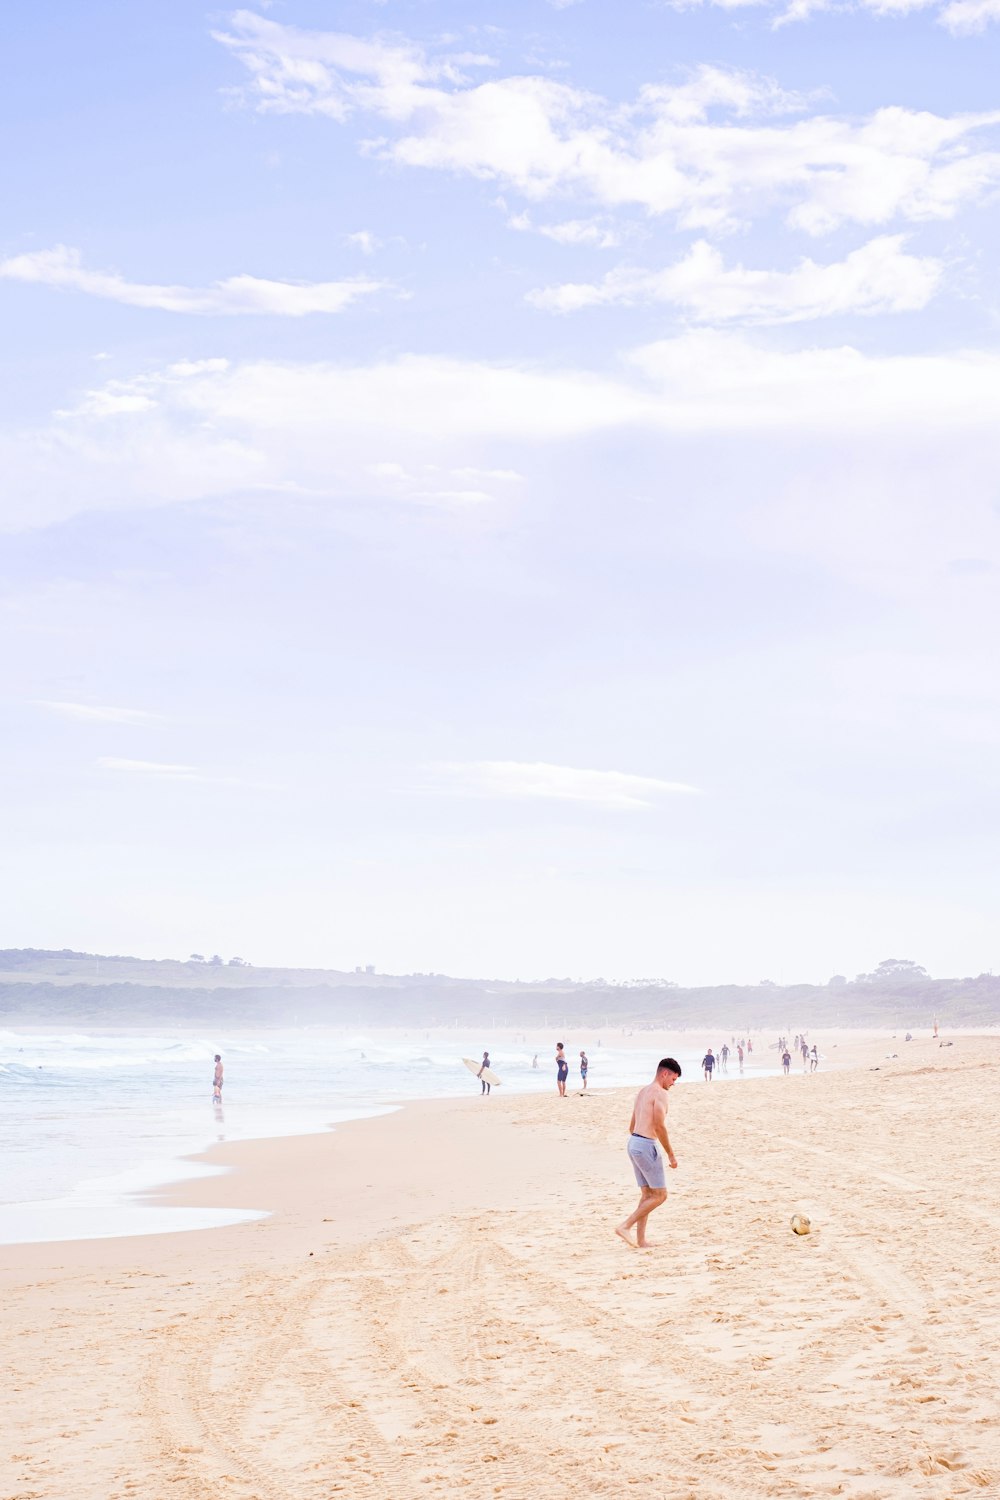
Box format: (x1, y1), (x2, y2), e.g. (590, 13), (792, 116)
(3, 1030), (999, 1499)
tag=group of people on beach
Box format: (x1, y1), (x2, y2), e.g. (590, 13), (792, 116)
(779, 1035), (819, 1074)
(701, 1036), (751, 1080)
(554, 1042), (588, 1094)
(476, 1042), (591, 1095)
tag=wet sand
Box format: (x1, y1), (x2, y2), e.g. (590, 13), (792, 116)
(2, 1030), (999, 1499)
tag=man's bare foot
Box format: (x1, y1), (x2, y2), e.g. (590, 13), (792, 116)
(636, 1241), (661, 1250)
(615, 1224), (636, 1248)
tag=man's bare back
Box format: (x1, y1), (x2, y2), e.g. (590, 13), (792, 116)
(630, 1080), (671, 1143)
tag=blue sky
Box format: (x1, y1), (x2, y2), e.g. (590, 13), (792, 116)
(2, 0), (999, 982)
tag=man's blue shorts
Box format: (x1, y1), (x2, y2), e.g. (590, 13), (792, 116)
(627, 1134), (666, 1190)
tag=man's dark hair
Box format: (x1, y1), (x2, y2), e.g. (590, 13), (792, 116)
(658, 1057), (682, 1077)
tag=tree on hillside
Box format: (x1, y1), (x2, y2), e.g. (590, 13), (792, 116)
(189, 953), (205, 962)
(856, 959), (929, 984)
(874, 959), (929, 980)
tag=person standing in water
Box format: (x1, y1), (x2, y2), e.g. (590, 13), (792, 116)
(702, 1048), (716, 1082)
(532, 1054), (539, 1069)
(213, 1054), (224, 1103)
(556, 1043), (569, 1096)
(477, 1051), (492, 1095)
(579, 1050), (589, 1090)
(616, 1057), (681, 1249)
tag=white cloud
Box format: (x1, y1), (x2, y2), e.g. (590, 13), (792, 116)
(528, 235), (943, 322)
(216, 18), (1000, 233)
(435, 761), (699, 809)
(99, 757), (202, 779)
(362, 460), (521, 506)
(97, 757), (271, 788)
(0, 246), (386, 316)
(538, 218), (622, 248)
(34, 701), (162, 725)
(667, 0), (1000, 27)
(507, 213), (626, 247)
(410, 488), (491, 504)
(940, 0), (1000, 27)
(345, 230), (381, 254)
(452, 466), (524, 481)
(6, 336), (1000, 535)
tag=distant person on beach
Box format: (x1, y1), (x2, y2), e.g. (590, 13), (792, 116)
(213, 1054), (223, 1102)
(532, 1054), (538, 1069)
(810, 1044), (819, 1073)
(478, 1051), (492, 1095)
(736, 1043), (744, 1074)
(556, 1043), (568, 1096)
(702, 1048), (715, 1082)
(616, 1057), (681, 1249)
(782, 1048), (791, 1074)
(580, 1051), (589, 1090)
(719, 1044), (729, 1074)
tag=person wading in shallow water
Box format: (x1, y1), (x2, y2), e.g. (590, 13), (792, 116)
(616, 1058), (681, 1250)
(555, 1043), (569, 1097)
(213, 1054), (224, 1103)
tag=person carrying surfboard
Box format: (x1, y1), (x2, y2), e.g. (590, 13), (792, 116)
(477, 1052), (492, 1095)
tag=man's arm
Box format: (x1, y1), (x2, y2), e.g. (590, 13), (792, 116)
(628, 1108), (636, 1134)
(653, 1099), (677, 1168)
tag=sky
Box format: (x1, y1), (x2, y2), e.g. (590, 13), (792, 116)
(2, 0), (1000, 985)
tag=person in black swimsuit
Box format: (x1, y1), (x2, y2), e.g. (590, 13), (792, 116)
(477, 1051), (492, 1095)
(556, 1043), (568, 1097)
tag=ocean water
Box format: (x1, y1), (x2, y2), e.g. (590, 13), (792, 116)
(0, 1027), (777, 1245)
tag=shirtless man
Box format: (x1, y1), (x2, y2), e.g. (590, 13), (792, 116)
(616, 1058), (681, 1249)
(213, 1054), (224, 1103)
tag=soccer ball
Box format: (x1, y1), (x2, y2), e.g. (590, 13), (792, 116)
(790, 1213), (811, 1235)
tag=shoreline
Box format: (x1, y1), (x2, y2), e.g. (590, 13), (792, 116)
(0, 1024), (951, 1249)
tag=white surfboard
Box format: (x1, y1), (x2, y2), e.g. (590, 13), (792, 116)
(463, 1057), (503, 1086)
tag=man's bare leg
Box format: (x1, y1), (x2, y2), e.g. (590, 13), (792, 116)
(635, 1209), (663, 1249)
(616, 1187), (666, 1246)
